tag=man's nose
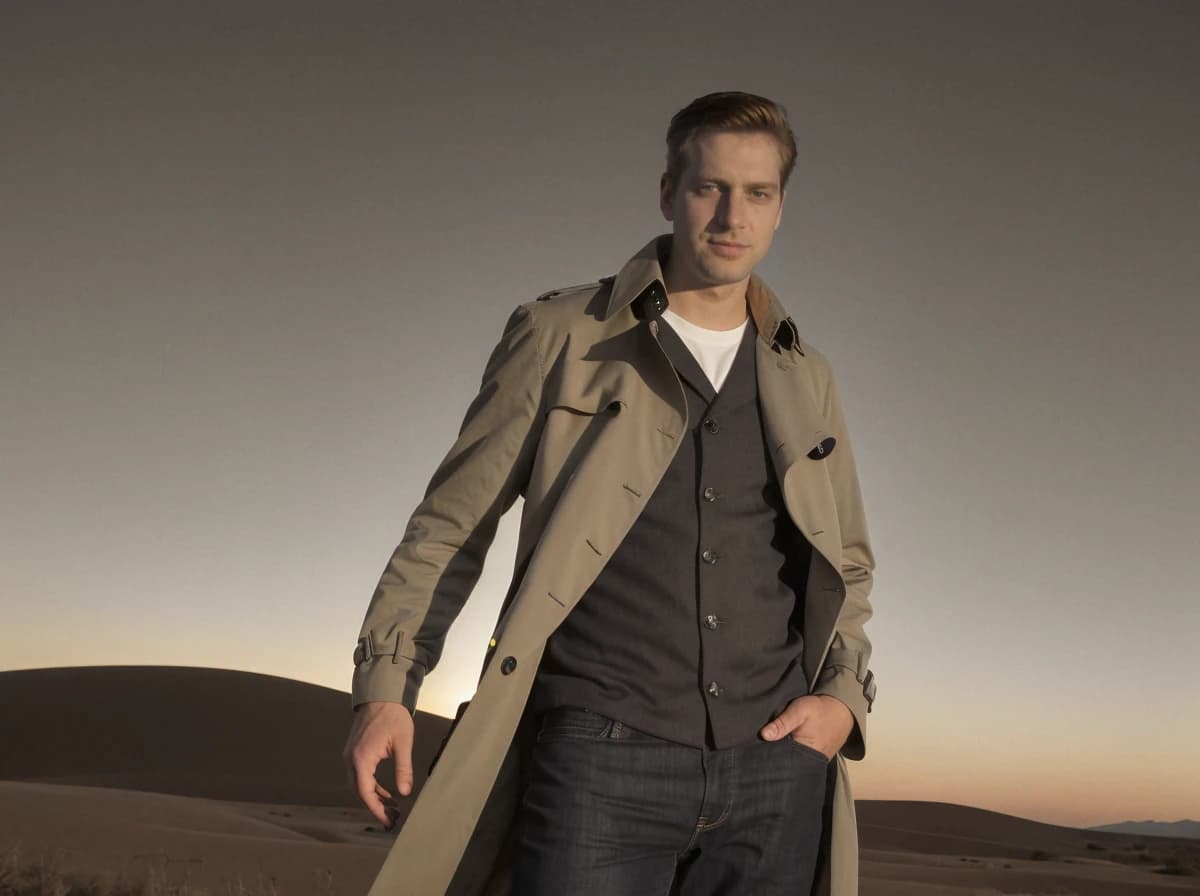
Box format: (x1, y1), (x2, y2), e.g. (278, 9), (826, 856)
(716, 191), (748, 229)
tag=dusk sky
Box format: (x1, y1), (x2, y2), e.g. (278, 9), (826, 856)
(3, 3), (1197, 829)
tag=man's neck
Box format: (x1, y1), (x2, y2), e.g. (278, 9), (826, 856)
(661, 259), (750, 331)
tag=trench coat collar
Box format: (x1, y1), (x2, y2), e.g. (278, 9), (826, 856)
(602, 233), (803, 356)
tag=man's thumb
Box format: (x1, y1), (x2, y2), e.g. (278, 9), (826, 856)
(760, 706), (801, 741)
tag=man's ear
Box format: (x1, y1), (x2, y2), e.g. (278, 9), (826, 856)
(659, 173), (674, 221)
(775, 188), (786, 231)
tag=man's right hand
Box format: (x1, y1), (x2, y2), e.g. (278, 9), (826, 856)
(343, 700), (415, 831)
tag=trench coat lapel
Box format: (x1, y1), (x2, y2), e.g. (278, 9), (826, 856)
(755, 334), (843, 574)
(495, 309), (685, 652)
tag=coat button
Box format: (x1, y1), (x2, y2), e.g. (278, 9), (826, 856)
(701, 548), (719, 565)
(702, 486), (718, 502)
(807, 436), (837, 459)
(707, 681), (723, 697)
(703, 417), (720, 434)
(500, 656), (517, 675)
(704, 614), (720, 630)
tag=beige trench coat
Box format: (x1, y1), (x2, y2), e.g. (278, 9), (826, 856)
(352, 234), (877, 895)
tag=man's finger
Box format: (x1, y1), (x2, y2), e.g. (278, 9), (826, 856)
(394, 743), (414, 797)
(355, 760), (389, 827)
(760, 699), (808, 741)
(375, 781), (402, 830)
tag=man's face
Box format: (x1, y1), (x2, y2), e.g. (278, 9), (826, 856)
(659, 129), (786, 290)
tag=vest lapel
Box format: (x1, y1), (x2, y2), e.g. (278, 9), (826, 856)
(654, 315), (718, 404)
(710, 318), (759, 413)
(655, 313), (761, 414)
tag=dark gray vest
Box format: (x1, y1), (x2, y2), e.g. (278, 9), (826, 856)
(530, 314), (813, 749)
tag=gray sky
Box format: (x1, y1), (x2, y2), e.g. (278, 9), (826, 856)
(3, 2), (1198, 827)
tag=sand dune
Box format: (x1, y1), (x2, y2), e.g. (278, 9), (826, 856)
(0, 665), (451, 808)
(860, 799), (1141, 856)
(2, 666), (1196, 895)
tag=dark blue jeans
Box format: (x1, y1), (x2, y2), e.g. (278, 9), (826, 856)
(512, 706), (828, 895)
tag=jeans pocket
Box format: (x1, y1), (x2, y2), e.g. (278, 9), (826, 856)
(785, 737), (832, 765)
(536, 706), (615, 743)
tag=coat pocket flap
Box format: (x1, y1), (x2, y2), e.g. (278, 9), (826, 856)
(546, 395), (626, 416)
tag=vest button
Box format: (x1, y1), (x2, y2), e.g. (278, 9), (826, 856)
(703, 417), (720, 434)
(704, 614), (720, 630)
(702, 486), (718, 502)
(707, 681), (723, 697)
(500, 656), (517, 675)
(701, 548), (719, 565)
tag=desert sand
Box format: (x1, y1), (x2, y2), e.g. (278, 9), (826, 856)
(2, 666), (1196, 895)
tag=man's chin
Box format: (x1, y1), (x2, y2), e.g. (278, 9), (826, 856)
(698, 261), (754, 285)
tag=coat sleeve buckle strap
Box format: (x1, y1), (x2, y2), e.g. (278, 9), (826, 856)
(353, 636), (372, 665)
(353, 630), (406, 665)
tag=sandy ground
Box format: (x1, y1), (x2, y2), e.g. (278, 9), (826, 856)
(3, 781), (1198, 895)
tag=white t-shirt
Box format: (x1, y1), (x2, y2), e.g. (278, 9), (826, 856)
(661, 307), (748, 393)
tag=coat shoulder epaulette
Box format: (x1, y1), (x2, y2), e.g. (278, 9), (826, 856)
(535, 275), (615, 302)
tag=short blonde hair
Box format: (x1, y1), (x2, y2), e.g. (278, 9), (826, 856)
(663, 91), (798, 198)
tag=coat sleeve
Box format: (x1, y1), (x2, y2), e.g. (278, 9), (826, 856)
(350, 303), (545, 712)
(809, 360), (877, 761)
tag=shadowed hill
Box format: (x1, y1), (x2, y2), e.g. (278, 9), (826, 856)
(858, 799), (1200, 872)
(0, 665), (452, 807)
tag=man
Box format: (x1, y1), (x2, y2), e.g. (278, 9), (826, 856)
(344, 91), (876, 896)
